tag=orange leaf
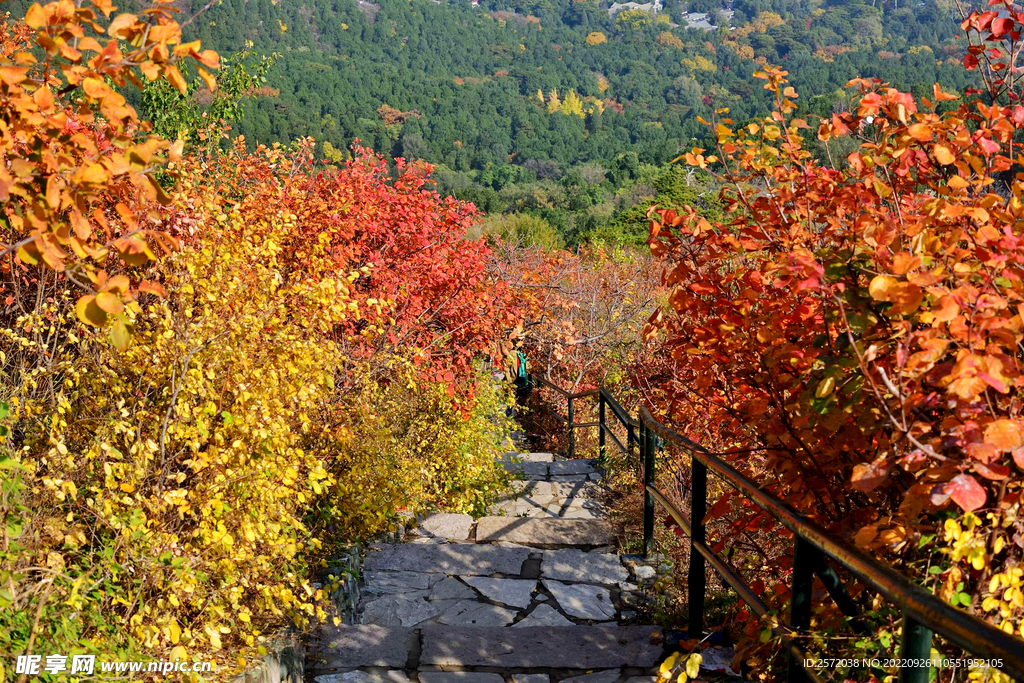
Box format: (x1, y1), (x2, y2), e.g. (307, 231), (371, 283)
(868, 274), (899, 301)
(139, 280), (168, 297)
(107, 13), (138, 38)
(164, 65), (187, 95)
(851, 459), (889, 492)
(983, 419), (1022, 451)
(908, 122), (932, 142)
(934, 143), (955, 165)
(95, 291), (124, 315)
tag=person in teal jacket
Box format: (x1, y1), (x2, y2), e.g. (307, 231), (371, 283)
(507, 349), (530, 414)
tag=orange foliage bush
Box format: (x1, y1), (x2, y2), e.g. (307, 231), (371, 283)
(0, 0), (218, 347)
(645, 4), (1024, 672)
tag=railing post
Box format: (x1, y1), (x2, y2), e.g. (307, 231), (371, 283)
(567, 395), (575, 460)
(787, 536), (820, 683)
(598, 393), (606, 464)
(642, 421), (655, 558)
(688, 457), (707, 640)
(897, 613), (933, 683)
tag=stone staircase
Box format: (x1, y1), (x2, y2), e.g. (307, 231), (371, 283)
(305, 451), (667, 683)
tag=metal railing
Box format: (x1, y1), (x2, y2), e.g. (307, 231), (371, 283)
(525, 373), (1024, 683)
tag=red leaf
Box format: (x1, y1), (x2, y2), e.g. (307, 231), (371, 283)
(1012, 448), (1024, 471)
(975, 462), (1010, 480)
(851, 458), (889, 492)
(947, 474), (987, 512)
(991, 16), (1014, 37)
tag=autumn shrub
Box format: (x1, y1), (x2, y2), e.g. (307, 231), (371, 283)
(1, 188), (351, 677)
(1, 3), (517, 672)
(643, 9), (1024, 677)
(489, 242), (659, 459)
(327, 362), (514, 539)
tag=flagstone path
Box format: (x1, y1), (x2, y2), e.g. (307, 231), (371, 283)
(306, 450), (667, 683)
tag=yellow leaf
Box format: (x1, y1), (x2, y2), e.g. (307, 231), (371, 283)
(169, 619), (181, 644)
(110, 318), (130, 350)
(24, 3), (46, 28)
(205, 625), (223, 650)
(685, 653), (702, 678)
(75, 295), (107, 326)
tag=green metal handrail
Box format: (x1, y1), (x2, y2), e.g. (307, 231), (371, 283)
(525, 373), (1024, 683)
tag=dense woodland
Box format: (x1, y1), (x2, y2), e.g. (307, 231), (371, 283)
(148, 0), (975, 245)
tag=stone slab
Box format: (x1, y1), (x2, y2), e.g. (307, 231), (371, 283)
(562, 670), (620, 683)
(429, 577), (477, 601)
(549, 475), (589, 482)
(633, 565), (656, 581)
(543, 580), (616, 621)
(549, 460), (598, 475)
(512, 675), (550, 683)
(521, 462), (551, 478)
(512, 603), (573, 627)
(315, 672), (411, 683)
(524, 481), (600, 499)
(542, 550), (629, 585)
(463, 577), (537, 608)
(414, 513), (474, 541)
(364, 543), (530, 576)
(363, 571), (444, 595)
(499, 454), (549, 477)
(476, 517), (616, 548)
(419, 625), (664, 668)
(518, 452), (555, 462)
(310, 625), (413, 668)
(420, 674), (504, 683)
(560, 508), (603, 519)
(438, 600), (517, 626)
(360, 591), (442, 627)
(488, 500), (558, 518)
(700, 646), (738, 675)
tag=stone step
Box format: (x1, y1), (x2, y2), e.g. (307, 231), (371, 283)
(419, 625), (663, 668)
(476, 517), (617, 548)
(364, 543), (532, 576)
(307, 624), (415, 669)
(487, 500), (606, 519)
(504, 452), (555, 462)
(508, 480), (602, 500)
(500, 456), (602, 482)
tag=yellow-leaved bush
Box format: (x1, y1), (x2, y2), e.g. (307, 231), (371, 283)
(331, 362), (513, 538)
(2, 197), (351, 676)
(1, 145), (515, 679)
